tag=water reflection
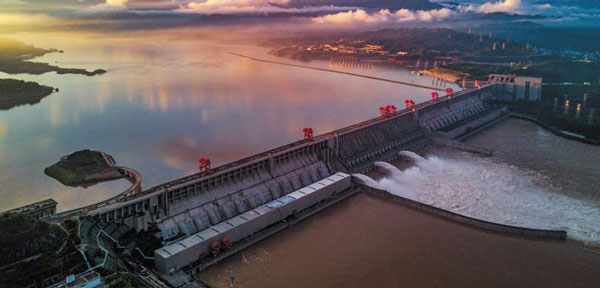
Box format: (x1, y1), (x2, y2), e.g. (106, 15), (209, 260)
(0, 32), (456, 211)
(465, 119), (600, 204)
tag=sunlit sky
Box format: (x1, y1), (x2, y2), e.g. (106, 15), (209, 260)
(0, 0), (598, 32)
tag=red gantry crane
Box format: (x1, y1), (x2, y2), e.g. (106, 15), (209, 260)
(199, 158), (211, 173)
(404, 99), (416, 111)
(303, 127), (313, 141)
(379, 105), (396, 117)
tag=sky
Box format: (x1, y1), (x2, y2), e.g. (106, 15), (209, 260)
(0, 0), (598, 29)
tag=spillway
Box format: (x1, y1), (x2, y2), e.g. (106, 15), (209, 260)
(373, 161), (401, 175)
(363, 155), (600, 244)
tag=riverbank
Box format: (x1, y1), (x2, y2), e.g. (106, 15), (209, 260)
(0, 78), (54, 110)
(511, 113), (600, 145)
(0, 59), (106, 76)
(489, 99), (600, 141)
(421, 67), (464, 83)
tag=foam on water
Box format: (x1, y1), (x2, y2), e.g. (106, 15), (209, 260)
(374, 152), (600, 244)
(352, 174), (381, 189)
(374, 161), (402, 175)
(398, 151), (426, 162)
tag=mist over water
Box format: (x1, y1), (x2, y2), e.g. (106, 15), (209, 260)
(365, 151), (600, 244)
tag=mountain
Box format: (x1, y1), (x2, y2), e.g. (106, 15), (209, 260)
(276, 0), (443, 10)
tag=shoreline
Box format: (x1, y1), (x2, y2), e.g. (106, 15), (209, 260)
(0, 79), (55, 110)
(511, 113), (600, 146)
(0, 37), (107, 111)
(420, 69), (463, 83)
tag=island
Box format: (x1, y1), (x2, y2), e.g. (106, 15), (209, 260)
(0, 37), (106, 76)
(0, 37), (106, 111)
(0, 79), (55, 110)
(44, 149), (123, 187)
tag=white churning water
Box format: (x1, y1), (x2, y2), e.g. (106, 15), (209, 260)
(362, 151), (600, 244)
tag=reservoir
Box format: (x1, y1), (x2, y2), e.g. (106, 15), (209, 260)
(0, 31), (456, 212)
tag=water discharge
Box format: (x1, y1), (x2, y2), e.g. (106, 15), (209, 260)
(373, 161), (401, 175)
(351, 173), (381, 189)
(367, 151), (600, 244)
(398, 150), (426, 162)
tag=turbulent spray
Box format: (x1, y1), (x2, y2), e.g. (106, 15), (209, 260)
(373, 155), (600, 244)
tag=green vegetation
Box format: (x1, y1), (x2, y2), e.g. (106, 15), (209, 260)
(0, 214), (66, 267)
(491, 99), (600, 140)
(515, 59), (600, 84)
(430, 64), (512, 80)
(354, 28), (530, 57)
(0, 79), (54, 110)
(0, 58), (106, 76)
(0, 216), (88, 288)
(437, 59), (600, 84)
(44, 149), (116, 186)
(0, 37), (50, 60)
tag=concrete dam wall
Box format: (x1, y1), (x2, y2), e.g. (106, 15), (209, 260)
(87, 86), (494, 229)
(93, 140), (336, 233)
(73, 85), (505, 275)
(358, 183), (567, 240)
(335, 112), (430, 173)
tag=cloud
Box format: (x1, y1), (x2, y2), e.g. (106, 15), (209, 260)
(455, 0), (600, 19)
(182, 0), (289, 14)
(106, 0), (128, 5)
(312, 9), (389, 24)
(0, 0), (25, 4)
(536, 3), (552, 11)
(456, 0), (552, 15)
(177, 0), (353, 14)
(478, 0), (522, 13)
(312, 8), (454, 24)
(87, 0), (129, 12)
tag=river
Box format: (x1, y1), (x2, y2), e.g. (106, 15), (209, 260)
(0, 31), (456, 212)
(198, 118), (600, 287)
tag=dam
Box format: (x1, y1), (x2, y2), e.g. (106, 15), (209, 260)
(43, 84), (522, 279)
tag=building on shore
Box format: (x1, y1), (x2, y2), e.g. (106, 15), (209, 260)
(488, 74), (543, 101)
